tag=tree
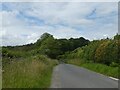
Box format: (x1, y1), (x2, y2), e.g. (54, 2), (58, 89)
(39, 36), (62, 59)
(35, 33), (53, 47)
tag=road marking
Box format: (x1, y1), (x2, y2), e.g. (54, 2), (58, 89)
(109, 77), (119, 81)
(81, 66), (119, 81)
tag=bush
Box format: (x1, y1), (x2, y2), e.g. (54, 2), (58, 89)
(110, 62), (119, 67)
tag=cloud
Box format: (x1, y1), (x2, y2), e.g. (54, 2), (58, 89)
(1, 0), (119, 2)
(1, 2), (118, 46)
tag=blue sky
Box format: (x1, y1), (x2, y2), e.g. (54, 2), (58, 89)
(0, 2), (118, 46)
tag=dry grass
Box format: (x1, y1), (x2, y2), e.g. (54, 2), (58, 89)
(2, 56), (58, 88)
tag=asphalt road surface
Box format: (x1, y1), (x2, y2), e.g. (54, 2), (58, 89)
(50, 64), (118, 88)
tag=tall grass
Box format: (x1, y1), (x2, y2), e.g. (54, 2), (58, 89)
(2, 55), (58, 88)
(81, 63), (118, 78)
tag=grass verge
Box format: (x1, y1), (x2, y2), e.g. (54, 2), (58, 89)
(67, 59), (118, 78)
(2, 55), (58, 88)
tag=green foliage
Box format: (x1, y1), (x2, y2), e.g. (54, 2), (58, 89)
(110, 62), (119, 67)
(114, 33), (120, 40)
(2, 33), (120, 88)
(35, 33), (89, 59)
(35, 33), (53, 47)
(95, 40), (111, 64)
(63, 35), (119, 66)
(61, 34), (119, 78)
(2, 33), (62, 88)
(39, 36), (62, 59)
(81, 63), (118, 78)
(2, 43), (59, 88)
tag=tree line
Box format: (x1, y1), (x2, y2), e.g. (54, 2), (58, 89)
(2, 33), (119, 67)
(60, 34), (120, 66)
(2, 33), (90, 59)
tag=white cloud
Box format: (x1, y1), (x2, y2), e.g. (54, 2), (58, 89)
(95, 3), (118, 17)
(25, 3), (96, 26)
(1, 0), (119, 2)
(25, 33), (39, 44)
(2, 10), (27, 27)
(1, 2), (118, 46)
(49, 26), (83, 39)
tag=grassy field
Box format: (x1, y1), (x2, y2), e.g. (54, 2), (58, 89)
(67, 59), (118, 78)
(2, 55), (58, 88)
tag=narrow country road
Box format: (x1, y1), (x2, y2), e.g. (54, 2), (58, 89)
(50, 64), (118, 88)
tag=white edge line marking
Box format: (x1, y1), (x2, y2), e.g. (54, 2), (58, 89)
(70, 64), (119, 81)
(109, 77), (119, 81)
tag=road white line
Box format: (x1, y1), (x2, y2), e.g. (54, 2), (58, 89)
(109, 77), (119, 81)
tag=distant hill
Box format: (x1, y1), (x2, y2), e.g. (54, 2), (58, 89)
(2, 33), (90, 59)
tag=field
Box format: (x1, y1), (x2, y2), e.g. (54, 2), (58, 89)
(2, 54), (58, 88)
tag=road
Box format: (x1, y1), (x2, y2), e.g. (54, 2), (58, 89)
(50, 64), (118, 88)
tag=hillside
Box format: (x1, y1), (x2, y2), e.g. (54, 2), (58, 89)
(2, 33), (89, 88)
(2, 33), (119, 88)
(2, 33), (90, 59)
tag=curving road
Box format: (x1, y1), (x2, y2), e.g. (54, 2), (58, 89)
(50, 64), (118, 88)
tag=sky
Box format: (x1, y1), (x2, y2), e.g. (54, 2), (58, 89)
(0, 2), (118, 46)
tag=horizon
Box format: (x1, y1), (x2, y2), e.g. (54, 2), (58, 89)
(1, 32), (118, 47)
(1, 2), (118, 46)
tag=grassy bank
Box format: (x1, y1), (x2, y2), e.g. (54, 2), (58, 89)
(67, 59), (118, 78)
(2, 55), (58, 88)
